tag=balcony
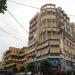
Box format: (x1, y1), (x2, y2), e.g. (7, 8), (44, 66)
(36, 51), (41, 57)
(4, 62), (15, 68)
(41, 47), (49, 56)
(29, 41), (36, 47)
(4, 53), (12, 59)
(29, 47), (36, 53)
(29, 34), (33, 39)
(49, 47), (60, 53)
(52, 27), (59, 31)
(50, 39), (60, 46)
(50, 36), (59, 39)
(37, 44), (42, 50)
(60, 18), (63, 23)
(42, 27), (45, 32)
(30, 20), (36, 28)
(7, 58), (26, 62)
(41, 15), (56, 21)
(47, 27), (59, 32)
(41, 41), (49, 49)
(41, 4), (56, 11)
(16, 58), (26, 62)
(33, 26), (37, 31)
(12, 52), (26, 57)
(5, 58), (17, 63)
(6, 58), (13, 61)
(60, 12), (63, 17)
(47, 27), (52, 31)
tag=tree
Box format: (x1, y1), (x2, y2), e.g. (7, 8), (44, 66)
(19, 66), (25, 72)
(40, 60), (52, 75)
(13, 64), (19, 73)
(0, 0), (7, 14)
(27, 63), (35, 74)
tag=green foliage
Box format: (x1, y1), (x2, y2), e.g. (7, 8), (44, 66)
(27, 63), (35, 73)
(40, 60), (52, 73)
(0, 0), (7, 13)
(13, 65), (19, 73)
(19, 66), (25, 72)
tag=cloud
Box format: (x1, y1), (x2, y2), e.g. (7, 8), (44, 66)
(0, 0), (75, 61)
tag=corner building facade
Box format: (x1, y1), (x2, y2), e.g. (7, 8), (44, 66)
(28, 4), (75, 72)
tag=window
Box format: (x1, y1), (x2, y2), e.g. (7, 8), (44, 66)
(41, 12), (45, 17)
(42, 19), (46, 24)
(47, 19), (51, 26)
(51, 11), (56, 15)
(47, 19), (51, 23)
(48, 31), (51, 39)
(61, 25), (64, 29)
(52, 19), (56, 23)
(43, 32), (45, 41)
(47, 11), (51, 15)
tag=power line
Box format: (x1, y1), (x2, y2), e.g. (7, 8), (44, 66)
(0, 18), (26, 39)
(8, 0), (40, 9)
(68, 15), (75, 18)
(8, 0), (75, 18)
(0, 27), (25, 43)
(7, 10), (29, 33)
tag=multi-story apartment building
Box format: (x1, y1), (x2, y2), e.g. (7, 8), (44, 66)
(0, 62), (3, 69)
(3, 47), (28, 70)
(3, 47), (20, 69)
(28, 4), (75, 72)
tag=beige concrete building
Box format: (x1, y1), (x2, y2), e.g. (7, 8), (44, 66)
(3, 47), (20, 69)
(0, 61), (4, 69)
(3, 47), (28, 70)
(28, 4), (75, 72)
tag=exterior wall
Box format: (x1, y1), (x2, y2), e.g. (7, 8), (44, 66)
(28, 3), (75, 72)
(0, 62), (4, 69)
(3, 47), (28, 69)
(3, 47), (20, 69)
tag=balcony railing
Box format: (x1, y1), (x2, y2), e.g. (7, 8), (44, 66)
(4, 63), (15, 67)
(50, 39), (60, 45)
(40, 47), (49, 56)
(50, 47), (60, 53)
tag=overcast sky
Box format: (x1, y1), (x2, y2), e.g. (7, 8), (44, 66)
(0, 0), (75, 61)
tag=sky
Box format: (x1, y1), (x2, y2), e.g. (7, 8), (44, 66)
(0, 0), (75, 61)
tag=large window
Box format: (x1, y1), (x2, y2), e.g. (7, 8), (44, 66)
(52, 19), (56, 23)
(47, 19), (51, 27)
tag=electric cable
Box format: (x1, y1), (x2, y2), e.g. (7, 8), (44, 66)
(0, 18), (26, 39)
(7, 10), (29, 33)
(8, 0), (40, 9)
(0, 27), (25, 43)
(8, 0), (75, 19)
